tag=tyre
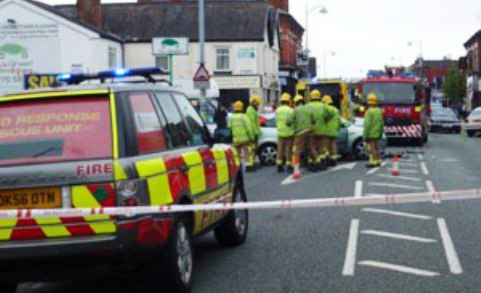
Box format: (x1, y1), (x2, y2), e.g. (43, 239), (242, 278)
(258, 143), (277, 166)
(215, 186), (248, 247)
(467, 130), (475, 137)
(0, 283), (17, 293)
(157, 216), (194, 293)
(352, 138), (368, 160)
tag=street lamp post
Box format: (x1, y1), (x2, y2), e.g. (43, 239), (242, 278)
(304, 3), (327, 78)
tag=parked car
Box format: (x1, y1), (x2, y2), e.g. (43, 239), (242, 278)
(257, 113), (387, 165)
(0, 68), (248, 293)
(464, 107), (481, 137)
(429, 107), (462, 133)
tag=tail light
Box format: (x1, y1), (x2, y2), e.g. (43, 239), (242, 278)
(116, 180), (143, 206)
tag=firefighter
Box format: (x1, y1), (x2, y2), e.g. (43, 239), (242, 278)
(308, 89), (328, 171)
(350, 90), (362, 118)
(275, 92), (295, 173)
(322, 95), (341, 167)
(291, 95), (315, 179)
(363, 92), (384, 168)
(247, 95), (262, 168)
(228, 100), (255, 171)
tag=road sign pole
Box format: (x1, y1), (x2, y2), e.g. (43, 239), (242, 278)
(199, 0), (206, 99)
(169, 54), (173, 85)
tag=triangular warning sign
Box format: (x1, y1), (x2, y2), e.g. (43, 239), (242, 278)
(193, 64), (210, 82)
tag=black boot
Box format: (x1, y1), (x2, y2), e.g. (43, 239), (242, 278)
(277, 165), (285, 173)
(318, 160), (328, 171)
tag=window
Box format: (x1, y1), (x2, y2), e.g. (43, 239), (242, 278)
(153, 92), (190, 147)
(128, 93), (168, 154)
(108, 47), (117, 69)
(155, 55), (170, 71)
(173, 93), (209, 146)
(216, 48), (230, 71)
(0, 95), (112, 166)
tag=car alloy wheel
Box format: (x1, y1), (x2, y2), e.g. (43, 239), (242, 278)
(176, 223), (193, 285)
(353, 139), (368, 159)
(259, 144), (277, 165)
(233, 189), (247, 236)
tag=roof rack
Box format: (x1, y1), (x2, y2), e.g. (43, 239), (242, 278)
(57, 67), (170, 85)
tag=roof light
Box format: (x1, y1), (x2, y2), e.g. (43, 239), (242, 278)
(114, 68), (130, 76)
(57, 73), (72, 81)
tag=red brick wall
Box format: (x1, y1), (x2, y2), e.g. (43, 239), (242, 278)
(269, 0), (288, 12)
(77, 0), (101, 28)
(279, 15), (303, 68)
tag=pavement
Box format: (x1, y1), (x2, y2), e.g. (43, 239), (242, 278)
(18, 133), (481, 293)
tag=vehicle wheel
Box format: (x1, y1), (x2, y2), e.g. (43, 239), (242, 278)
(467, 130), (475, 137)
(258, 143), (277, 166)
(352, 138), (368, 160)
(0, 283), (17, 293)
(158, 216), (193, 293)
(214, 186), (248, 247)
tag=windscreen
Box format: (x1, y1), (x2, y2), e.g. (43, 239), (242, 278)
(0, 95), (112, 166)
(362, 83), (415, 105)
(431, 108), (457, 119)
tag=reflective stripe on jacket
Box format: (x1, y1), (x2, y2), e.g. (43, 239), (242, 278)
(246, 105), (261, 137)
(276, 105), (295, 138)
(363, 106), (384, 140)
(228, 113), (254, 143)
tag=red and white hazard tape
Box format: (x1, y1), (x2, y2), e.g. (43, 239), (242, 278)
(1, 188), (480, 220)
(385, 125), (422, 138)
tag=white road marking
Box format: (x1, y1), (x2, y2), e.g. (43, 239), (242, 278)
(367, 162), (387, 175)
(342, 219), (359, 276)
(418, 154), (424, 160)
(361, 229), (437, 243)
(438, 218), (463, 274)
(438, 158), (460, 163)
(395, 169), (419, 174)
(398, 162), (419, 167)
(362, 208), (433, 220)
(426, 180), (440, 204)
(358, 260), (440, 277)
(421, 162), (429, 175)
(368, 182), (425, 190)
(376, 174), (422, 182)
(281, 163), (357, 185)
(354, 180), (363, 198)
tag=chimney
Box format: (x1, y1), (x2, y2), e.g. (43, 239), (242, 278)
(77, 0), (102, 28)
(269, 0), (288, 12)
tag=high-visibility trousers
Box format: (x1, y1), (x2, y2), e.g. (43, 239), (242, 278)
(248, 138), (258, 166)
(276, 136), (294, 167)
(320, 136), (330, 159)
(328, 137), (339, 160)
(292, 130), (311, 167)
(309, 134), (325, 163)
(234, 142), (252, 167)
(366, 139), (381, 164)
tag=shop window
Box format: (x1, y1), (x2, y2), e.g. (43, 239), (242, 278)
(128, 93), (168, 154)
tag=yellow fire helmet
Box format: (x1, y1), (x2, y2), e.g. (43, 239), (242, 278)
(322, 95), (333, 105)
(233, 100), (244, 111)
(310, 89), (322, 100)
(250, 95), (263, 106)
(294, 95), (304, 103)
(280, 92), (292, 103)
(367, 92), (378, 106)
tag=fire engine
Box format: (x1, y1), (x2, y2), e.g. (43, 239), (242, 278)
(357, 72), (431, 145)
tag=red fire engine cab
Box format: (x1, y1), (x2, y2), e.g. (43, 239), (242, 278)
(358, 74), (431, 145)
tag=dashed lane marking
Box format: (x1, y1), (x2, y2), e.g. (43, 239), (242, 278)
(368, 182), (425, 190)
(358, 260), (440, 277)
(342, 219), (359, 276)
(421, 162), (429, 176)
(426, 180), (439, 204)
(438, 218), (463, 275)
(394, 169), (419, 174)
(281, 162), (357, 185)
(397, 162), (420, 167)
(362, 208), (433, 220)
(355, 180), (363, 198)
(376, 174), (422, 182)
(366, 162), (387, 175)
(361, 229), (437, 243)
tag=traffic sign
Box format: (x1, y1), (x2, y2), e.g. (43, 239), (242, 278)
(193, 64), (211, 89)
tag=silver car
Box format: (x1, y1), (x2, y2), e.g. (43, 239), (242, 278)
(257, 113), (387, 165)
(464, 107), (481, 137)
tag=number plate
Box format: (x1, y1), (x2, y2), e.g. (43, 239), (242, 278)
(0, 187), (62, 210)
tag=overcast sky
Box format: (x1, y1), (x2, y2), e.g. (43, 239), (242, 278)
(39, 0), (481, 79)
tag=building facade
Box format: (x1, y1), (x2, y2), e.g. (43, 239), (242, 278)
(0, 0), (123, 95)
(464, 30), (481, 110)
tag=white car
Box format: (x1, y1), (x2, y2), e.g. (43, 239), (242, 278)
(464, 107), (481, 137)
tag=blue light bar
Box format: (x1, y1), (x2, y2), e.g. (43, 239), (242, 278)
(114, 68), (130, 76)
(57, 73), (72, 81)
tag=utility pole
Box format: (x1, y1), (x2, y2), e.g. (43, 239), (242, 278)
(199, 0), (206, 100)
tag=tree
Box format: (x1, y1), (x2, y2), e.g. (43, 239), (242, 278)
(442, 67), (466, 105)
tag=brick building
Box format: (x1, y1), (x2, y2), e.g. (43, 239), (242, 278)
(464, 30), (481, 110)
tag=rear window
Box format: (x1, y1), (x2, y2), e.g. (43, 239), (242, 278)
(0, 95), (112, 166)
